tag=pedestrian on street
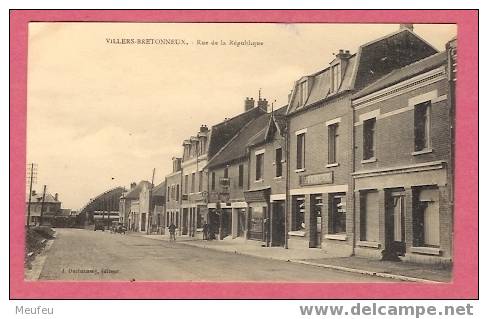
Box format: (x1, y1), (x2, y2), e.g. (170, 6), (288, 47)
(169, 223), (176, 241)
(202, 223), (208, 240)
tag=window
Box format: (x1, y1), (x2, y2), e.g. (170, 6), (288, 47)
(167, 187), (170, 202)
(191, 173), (195, 193)
(211, 172), (216, 191)
(293, 196), (306, 231)
(176, 185), (179, 201)
(224, 167), (228, 179)
(198, 171), (203, 192)
(275, 148), (283, 177)
(331, 64), (340, 93)
(184, 175), (189, 194)
(414, 101), (431, 151)
(414, 188), (440, 247)
(363, 118), (376, 160)
(328, 123), (338, 164)
(330, 194), (346, 234)
(298, 81), (308, 106)
(296, 133), (306, 170)
(256, 153), (264, 180)
(238, 164), (244, 187)
(360, 191), (379, 242)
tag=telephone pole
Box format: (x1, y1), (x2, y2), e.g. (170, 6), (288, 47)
(39, 185), (47, 226)
(26, 163), (37, 228)
(147, 168), (155, 235)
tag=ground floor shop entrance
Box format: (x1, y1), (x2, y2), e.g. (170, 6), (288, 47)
(271, 201), (285, 246)
(385, 190), (406, 256)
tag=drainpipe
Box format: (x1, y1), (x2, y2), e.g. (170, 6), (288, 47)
(350, 97), (357, 256)
(284, 117), (290, 249)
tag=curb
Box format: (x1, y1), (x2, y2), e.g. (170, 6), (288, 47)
(289, 260), (444, 283)
(179, 241), (444, 283)
(139, 234), (446, 283)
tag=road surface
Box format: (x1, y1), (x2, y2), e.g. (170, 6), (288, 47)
(38, 228), (396, 282)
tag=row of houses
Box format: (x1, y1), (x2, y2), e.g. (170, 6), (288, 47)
(120, 25), (457, 264)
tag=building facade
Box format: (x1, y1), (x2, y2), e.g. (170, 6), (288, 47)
(206, 98), (269, 240)
(284, 26), (439, 256)
(350, 40), (456, 264)
(25, 190), (62, 226)
(245, 106), (288, 246)
(165, 157), (182, 234)
(180, 125), (210, 237)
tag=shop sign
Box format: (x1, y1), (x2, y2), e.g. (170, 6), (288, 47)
(300, 172), (333, 186)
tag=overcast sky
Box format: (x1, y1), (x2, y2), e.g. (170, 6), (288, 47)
(27, 23), (456, 209)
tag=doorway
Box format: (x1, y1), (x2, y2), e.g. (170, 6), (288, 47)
(385, 190), (406, 256)
(182, 209), (188, 235)
(271, 201), (285, 246)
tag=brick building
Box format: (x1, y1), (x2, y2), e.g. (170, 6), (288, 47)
(285, 26), (438, 255)
(164, 157), (182, 234)
(180, 125), (210, 237)
(25, 190), (61, 226)
(350, 38), (456, 264)
(245, 106), (288, 246)
(206, 98), (268, 239)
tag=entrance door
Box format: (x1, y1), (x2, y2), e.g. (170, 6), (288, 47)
(272, 201), (285, 246)
(386, 191), (406, 256)
(221, 209), (232, 238)
(310, 195), (323, 248)
(182, 209), (188, 235)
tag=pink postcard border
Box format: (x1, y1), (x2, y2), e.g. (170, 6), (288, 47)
(9, 10), (478, 299)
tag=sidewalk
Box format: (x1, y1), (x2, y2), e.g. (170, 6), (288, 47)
(139, 233), (451, 283)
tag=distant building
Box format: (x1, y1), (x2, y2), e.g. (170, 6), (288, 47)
(206, 99), (270, 240)
(79, 186), (126, 226)
(25, 190), (61, 226)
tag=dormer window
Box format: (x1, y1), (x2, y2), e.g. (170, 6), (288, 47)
(331, 64), (340, 93)
(298, 80), (308, 107)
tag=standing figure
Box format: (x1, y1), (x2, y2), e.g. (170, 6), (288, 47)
(169, 223), (177, 241)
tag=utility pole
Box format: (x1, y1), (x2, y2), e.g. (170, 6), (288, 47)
(39, 185), (47, 226)
(26, 163), (37, 229)
(147, 168), (155, 235)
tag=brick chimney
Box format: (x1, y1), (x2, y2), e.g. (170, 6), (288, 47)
(130, 182), (137, 189)
(54, 193), (59, 201)
(200, 125), (209, 133)
(257, 98), (268, 112)
(244, 97), (255, 112)
(400, 24), (414, 32)
(335, 49), (351, 60)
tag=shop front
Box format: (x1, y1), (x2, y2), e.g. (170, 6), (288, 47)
(244, 187), (270, 244)
(353, 161), (452, 264)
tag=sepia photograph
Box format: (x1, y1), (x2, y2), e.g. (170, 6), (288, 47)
(22, 21), (459, 284)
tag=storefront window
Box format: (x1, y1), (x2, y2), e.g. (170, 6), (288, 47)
(414, 187), (440, 247)
(330, 194), (346, 234)
(293, 196), (306, 231)
(248, 206), (266, 240)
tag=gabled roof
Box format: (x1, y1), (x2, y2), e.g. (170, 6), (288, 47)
(28, 192), (59, 204)
(152, 181), (166, 197)
(353, 51), (447, 99)
(207, 111), (271, 169)
(207, 106), (266, 158)
(264, 105), (288, 142)
(124, 181), (151, 199)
